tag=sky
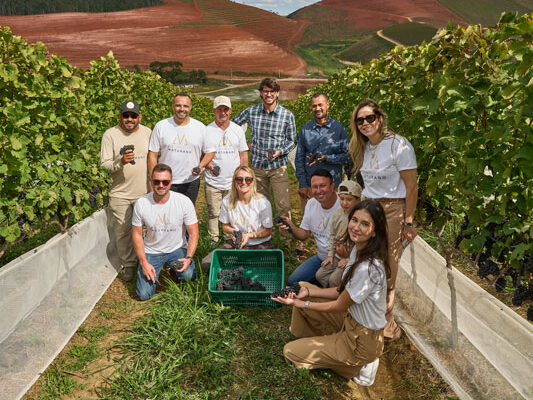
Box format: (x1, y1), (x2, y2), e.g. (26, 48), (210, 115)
(230, 0), (321, 16)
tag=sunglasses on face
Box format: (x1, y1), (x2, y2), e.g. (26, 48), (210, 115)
(152, 179), (170, 186)
(122, 113), (139, 119)
(235, 176), (254, 184)
(356, 114), (377, 126)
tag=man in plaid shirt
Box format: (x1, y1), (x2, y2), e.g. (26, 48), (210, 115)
(232, 78), (296, 219)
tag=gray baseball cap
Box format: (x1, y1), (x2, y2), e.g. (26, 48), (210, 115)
(213, 96), (231, 109)
(338, 180), (362, 197)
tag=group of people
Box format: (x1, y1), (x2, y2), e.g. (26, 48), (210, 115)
(99, 78), (418, 386)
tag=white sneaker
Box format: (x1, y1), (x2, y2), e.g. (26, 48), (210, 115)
(352, 358), (379, 386)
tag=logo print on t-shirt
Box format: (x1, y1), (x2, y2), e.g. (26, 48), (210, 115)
(368, 153), (380, 170)
(154, 213), (171, 227)
(316, 216), (330, 231)
(218, 135), (233, 147)
(234, 213), (249, 231)
(172, 134), (189, 146)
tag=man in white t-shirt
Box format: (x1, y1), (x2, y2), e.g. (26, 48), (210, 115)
(277, 169), (341, 285)
(204, 96), (249, 243)
(133, 163), (199, 301)
(147, 92), (216, 204)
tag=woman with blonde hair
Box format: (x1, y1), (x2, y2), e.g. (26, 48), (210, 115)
(200, 166), (274, 273)
(348, 99), (418, 340)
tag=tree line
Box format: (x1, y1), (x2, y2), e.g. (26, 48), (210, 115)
(0, 0), (162, 15)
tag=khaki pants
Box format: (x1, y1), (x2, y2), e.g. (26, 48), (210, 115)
(315, 257), (345, 288)
(377, 200), (405, 340)
(108, 196), (138, 269)
(204, 182), (229, 242)
(284, 282), (384, 379)
(252, 166), (291, 218)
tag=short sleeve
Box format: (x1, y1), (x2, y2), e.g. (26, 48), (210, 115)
(345, 259), (384, 304)
(181, 196), (198, 226)
(237, 126), (249, 152)
(148, 122), (161, 153)
(219, 197), (230, 224)
(299, 201), (313, 230)
(201, 125), (217, 153)
(258, 197), (273, 228)
(132, 198), (143, 226)
(394, 136), (417, 171)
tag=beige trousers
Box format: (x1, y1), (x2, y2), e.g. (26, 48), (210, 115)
(108, 196), (138, 269)
(204, 182), (229, 242)
(377, 200), (405, 340)
(315, 257), (345, 288)
(252, 166), (291, 218)
(284, 282), (384, 379)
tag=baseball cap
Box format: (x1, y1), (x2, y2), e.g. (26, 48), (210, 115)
(338, 180), (362, 198)
(120, 100), (140, 115)
(213, 96), (231, 109)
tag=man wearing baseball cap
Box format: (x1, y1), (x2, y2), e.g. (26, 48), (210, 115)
(100, 100), (151, 281)
(203, 96), (249, 244)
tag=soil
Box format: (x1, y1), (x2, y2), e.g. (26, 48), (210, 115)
(0, 0), (307, 75)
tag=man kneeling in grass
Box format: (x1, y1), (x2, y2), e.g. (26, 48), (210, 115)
(132, 163), (199, 300)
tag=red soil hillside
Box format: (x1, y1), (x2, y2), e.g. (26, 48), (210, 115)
(291, 0), (466, 31)
(0, 0), (307, 75)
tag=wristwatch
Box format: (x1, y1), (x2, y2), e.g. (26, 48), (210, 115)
(404, 222), (413, 227)
(185, 256), (194, 261)
(304, 300), (310, 310)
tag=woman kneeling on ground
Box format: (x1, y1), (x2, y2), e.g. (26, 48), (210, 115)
(272, 199), (389, 385)
(201, 166), (274, 273)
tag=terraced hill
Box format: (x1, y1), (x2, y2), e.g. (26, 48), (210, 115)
(0, 0), (307, 75)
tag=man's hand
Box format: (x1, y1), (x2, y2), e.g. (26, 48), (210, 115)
(141, 262), (157, 283)
(241, 233), (252, 248)
(271, 150), (281, 160)
(275, 215), (294, 233)
(321, 256), (333, 268)
(192, 166), (202, 176)
(298, 187), (310, 200)
(402, 225), (418, 243)
(177, 257), (192, 271)
(121, 149), (135, 165)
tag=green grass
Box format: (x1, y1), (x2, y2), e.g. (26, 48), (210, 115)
(438, 0), (532, 26)
(295, 41), (354, 76)
(337, 35), (395, 65)
(299, 21), (365, 44)
(382, 22), (438, 46)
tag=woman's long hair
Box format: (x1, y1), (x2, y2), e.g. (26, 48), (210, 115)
(338, 199), (390, 293)
(228, 165), (262, 209)
(348, 99), (396, 175)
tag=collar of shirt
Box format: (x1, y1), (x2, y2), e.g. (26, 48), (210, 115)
(312, 117), (332, 130)
(261, 102), (280, 115)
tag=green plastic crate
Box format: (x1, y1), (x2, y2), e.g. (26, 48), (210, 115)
(208, 249), (284, 308)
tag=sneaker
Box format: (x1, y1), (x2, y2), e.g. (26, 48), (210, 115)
(121, 266), (136, 282)
(352, 358), (379, 386)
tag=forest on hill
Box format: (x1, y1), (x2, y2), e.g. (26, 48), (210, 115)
(0, 0), (162, 15)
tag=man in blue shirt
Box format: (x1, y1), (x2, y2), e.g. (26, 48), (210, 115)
(295, 93), (350, 209)
(233, 78), (296, 219)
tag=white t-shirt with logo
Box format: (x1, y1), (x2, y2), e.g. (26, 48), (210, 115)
(132, 191), (198, 254)
(219, 195), (273, 246)
(360, 134), (417, 199)
(343, 248), (387, 330)
(204, 121), (248, 190)
(149, 117), (216, 184)
(300, 196), (341, 260)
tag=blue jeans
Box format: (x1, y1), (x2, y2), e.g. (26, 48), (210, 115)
(287, 254), (322, 286)
(136, 247), (196, 301)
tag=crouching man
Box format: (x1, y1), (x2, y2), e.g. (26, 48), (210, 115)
(133, 163), (199, 300)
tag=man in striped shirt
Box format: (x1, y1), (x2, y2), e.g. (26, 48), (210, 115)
(232, 78), (296, 219)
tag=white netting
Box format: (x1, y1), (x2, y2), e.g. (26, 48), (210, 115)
(0, 209), (121, 400)
(396, 236), (533, 400)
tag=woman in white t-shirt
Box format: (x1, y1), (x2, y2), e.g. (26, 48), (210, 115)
(272, 200), (389, 385)
(200, 166), (274, 273)
(348, 99), (417, 341)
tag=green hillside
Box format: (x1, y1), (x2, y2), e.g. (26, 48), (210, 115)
(382, 22), (438, 46)
(336, 35), (395, 65)
(438, 0), (532, 25)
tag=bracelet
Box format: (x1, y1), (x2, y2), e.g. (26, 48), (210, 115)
(306, 287), (310, 298)
(304, 300), (310, 310)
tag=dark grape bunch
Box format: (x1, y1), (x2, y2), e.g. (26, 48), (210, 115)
(119, 144), (136, 165)
(495, 276), (509, 292)
(167, 261), (184, 281)
(477, 256), (499, 279)
(527, 305), (533, 321)
(455, 216), (470, 249)
(266, 148), (275, 161)
(212, 165), (221, 177)
(233, 230), (242, 249)
(523, 254), (533, 273)
(192, 166), (201, 174)
(306, 152), (322, 164)
(512, 285), (528, 306)
(274, 215), (293, 233)
(271, 283), (302, 298)
(216, 266), (266, 291)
